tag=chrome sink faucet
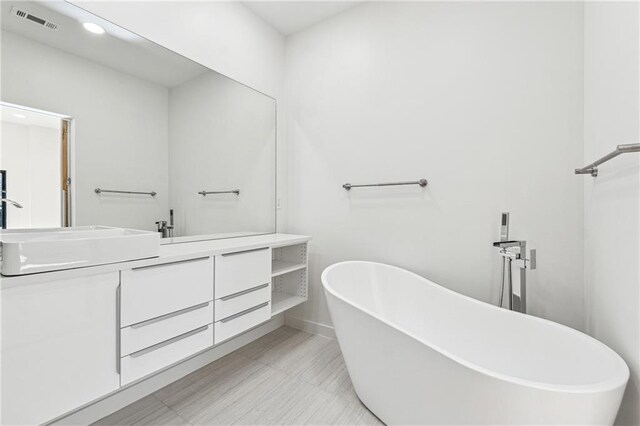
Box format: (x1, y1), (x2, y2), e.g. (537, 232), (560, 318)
(155, 210), (175, 238)
(155, 220), (173, 238)
(1, 198), (23, 208)
(1, 190), (23, 209)
(492, 214), (536, 313)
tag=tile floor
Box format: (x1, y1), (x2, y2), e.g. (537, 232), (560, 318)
(94, 326), (383, 425)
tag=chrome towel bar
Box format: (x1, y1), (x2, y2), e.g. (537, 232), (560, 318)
(95, 188), (157, 196)
(343, 179), (428, 191)
(575, 143), (640, 177)
(198, 189), (240, 196)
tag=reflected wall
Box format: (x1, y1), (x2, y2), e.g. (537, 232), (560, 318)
(0, 0), (276, 239)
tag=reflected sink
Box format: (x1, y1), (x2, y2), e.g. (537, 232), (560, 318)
(0, 226), (160, 276)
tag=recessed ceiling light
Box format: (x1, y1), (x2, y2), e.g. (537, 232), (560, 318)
(13, 114), (26, 119)
(83, 22), (105, 34)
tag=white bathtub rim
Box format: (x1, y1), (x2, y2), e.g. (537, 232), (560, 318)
(321, 260), (630, 395)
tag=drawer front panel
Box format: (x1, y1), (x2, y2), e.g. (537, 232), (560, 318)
(121, 324), (213, 386)
(215, 248), (270, 299)
(214, 284), (271, 322)
(214, 302), (271, 344)
(121, 257), (213, 327)
(121, 302), (213, 356)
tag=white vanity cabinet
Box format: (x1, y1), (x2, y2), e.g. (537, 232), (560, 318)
(0, 234), (311, 425)
(1, 272), (121, 426)
(119, 257), (214, 385)
(214, 247), (272, 344)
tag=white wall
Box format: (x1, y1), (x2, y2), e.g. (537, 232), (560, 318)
(0, 121), (61, 228)
(168, 71), (276, 236)
(284, 2), (585, 331)
(1, 31), (169, 231)
(71, 1), (288, 230)
(584, 3), (640, 424)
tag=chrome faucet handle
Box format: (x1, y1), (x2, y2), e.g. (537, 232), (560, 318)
(494, 240), (527, 260)
(513, 249), (536, 270)
(498, 249), (518, 260)
(528, 249), (536, 270)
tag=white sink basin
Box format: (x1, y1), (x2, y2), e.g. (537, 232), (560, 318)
(0, 226), (160, 276)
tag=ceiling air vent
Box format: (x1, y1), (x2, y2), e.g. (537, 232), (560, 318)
(10, 6), (59, 31)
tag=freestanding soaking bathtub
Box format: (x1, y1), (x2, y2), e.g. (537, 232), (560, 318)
(322, 261), (629, 425)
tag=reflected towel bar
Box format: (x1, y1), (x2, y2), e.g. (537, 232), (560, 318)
(343, 179), (428, 191)
(95, 188), (157, 196)
(575, 143), (640, 177)
(198, 189), (240, 196)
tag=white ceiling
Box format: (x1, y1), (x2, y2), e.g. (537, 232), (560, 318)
(1, 104), (62, 129)
(1, 1), (208, 88)
(243, 1), (362, 35)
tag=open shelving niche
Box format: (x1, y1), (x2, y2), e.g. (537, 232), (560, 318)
(271, 242), (308, 316)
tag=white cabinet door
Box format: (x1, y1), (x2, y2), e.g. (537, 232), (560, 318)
(215, 248), (271, 298)
(214, 302), (271, 344)
(120, 257), (214, 327)
(1, 272), (120, 425)
(120, 324), (213, 386)
(121, 301), (213, 356)
(214, 283), (271, 321)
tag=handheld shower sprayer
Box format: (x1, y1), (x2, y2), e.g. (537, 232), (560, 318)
(500, 212), (509, 242)
(498, 213), (510, 308)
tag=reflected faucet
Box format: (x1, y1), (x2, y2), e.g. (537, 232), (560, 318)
(155, 216), (174, 238)
(1, 198), (23, 208)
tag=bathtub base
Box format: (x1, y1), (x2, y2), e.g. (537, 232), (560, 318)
(322, 262), (628, 426)
(333, 295), (624, 425)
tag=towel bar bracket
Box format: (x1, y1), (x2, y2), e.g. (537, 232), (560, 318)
(575, 143), (640, 177)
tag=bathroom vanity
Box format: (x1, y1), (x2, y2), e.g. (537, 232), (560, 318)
(0, 233), (310, 425)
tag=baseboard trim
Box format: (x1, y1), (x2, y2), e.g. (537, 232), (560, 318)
(284, 315), (336, 339)
(51, 315), (284, 425)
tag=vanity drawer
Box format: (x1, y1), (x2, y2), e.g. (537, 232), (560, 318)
(215, 248), (270, 299)
(121, 301), (213, 357)
(121, 257), (213, 327)
(214, 284), (270, 321)
(121, 324), (213, 386)
(214, 302), (271, 344)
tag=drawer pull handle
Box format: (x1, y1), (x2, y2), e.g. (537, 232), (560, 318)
(116, 283), (121, 374)
(220, 302), (269, 323)
(129, 302), (211, 329)
(221, 247), (269, 257)
(128, 325), (210, 358)
(131, 256), (210, 270)
(220, 283), (269, 301)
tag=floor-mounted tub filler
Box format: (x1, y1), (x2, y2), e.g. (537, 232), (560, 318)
(322, 261), (629, 425)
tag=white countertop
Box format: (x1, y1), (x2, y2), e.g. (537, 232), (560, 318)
(0, 233), (311, 288)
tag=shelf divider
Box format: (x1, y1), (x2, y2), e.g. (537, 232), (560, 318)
(271, 260), (306, 278)
(271, 291), (306, 316)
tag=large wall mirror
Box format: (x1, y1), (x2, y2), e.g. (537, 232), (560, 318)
(0, 1), (276, 242)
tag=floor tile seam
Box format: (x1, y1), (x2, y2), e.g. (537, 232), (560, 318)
(152, 394), (195, 425)
(153, 353), (257, 405)
(189, 364), (289, 426)
(260, 362), (354, 403)
(254, 338), (340, 369)
(262, 351), (344, 388)
(172, 360), (279, 417)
